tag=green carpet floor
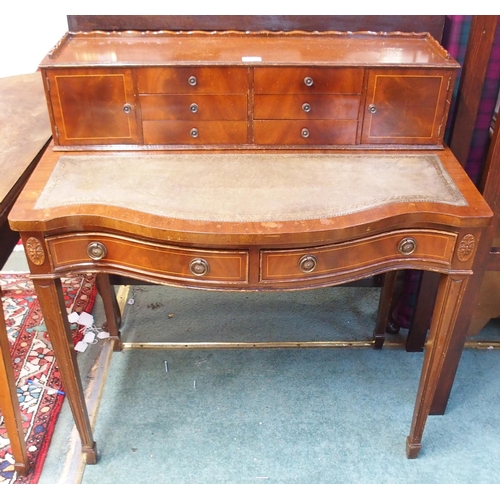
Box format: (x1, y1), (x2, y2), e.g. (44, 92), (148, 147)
(82, 347), (500, 484)
(39, 284), (499, 484)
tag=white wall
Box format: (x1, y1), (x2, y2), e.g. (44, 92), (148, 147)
(0, 2), (256, 78)
(0, 12), (68, 78)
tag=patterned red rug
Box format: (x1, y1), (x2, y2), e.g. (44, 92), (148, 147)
(0, 273), (97, 484)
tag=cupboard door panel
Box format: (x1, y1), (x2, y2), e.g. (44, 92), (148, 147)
(361, 69), (453, 145)
(46, 69), (139, 145)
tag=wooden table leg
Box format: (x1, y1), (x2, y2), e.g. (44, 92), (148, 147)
(32, 277), (97, 464)
(0, 297), (29, 475)
(96, 273), (122, 352)
(406, 273), (469, 458)
(373, 270), (398, 349)
(405, 271), (440, 352)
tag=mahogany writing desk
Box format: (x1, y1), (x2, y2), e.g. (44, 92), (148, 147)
(7, 29), (494, 462)
(0, 73), (51, 476)
(8, 145), (492, 460)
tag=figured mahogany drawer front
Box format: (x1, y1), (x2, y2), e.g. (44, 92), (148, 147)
(143, 120), (248, 145)
(260, 230), (457, 283)
(254, 68), (364, 94)
(140, 95), (248, 121)
(137, 67), (249, 94)
(48, 234), (249, 284)
(254, 120), (357, 145)
(254, 95), (360, 120)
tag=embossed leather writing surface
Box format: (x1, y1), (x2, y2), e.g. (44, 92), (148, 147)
(34, 154), (467, 223)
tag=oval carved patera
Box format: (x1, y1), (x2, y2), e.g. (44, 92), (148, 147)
(457, 234), (475, 262)
(25, 237), (45, 266)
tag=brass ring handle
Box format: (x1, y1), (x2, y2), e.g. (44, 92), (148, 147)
(122, 103), (132, 114)
(190, 258), (210, 276)
(301, 128), (310, 138)
(398, 237), (417, 256)
(190, 127), (199, 138)
(304, 76), (314, 87)
(188, 75), (197, 86)
(190, 103), (199, 113)
(87, 242), (107, 261)
(298, 254), (318, 273)
(368, 104), (377, 114)
(302, 102), (311, 113)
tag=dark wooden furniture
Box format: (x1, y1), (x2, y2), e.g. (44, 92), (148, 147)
(397, 16), (500, 416)
(66, 15), (446, 39)
(41, 31), (456, 151)
(0, 73), (51, 476)
(56, 15), (450, 313)
(8, 26), (493, 463)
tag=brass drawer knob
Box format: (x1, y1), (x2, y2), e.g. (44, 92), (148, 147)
(190, 127), (199, 138)
(398, 237), (417, 256)
(298, 254), (318, 273)
(190, 258), (210, 276)
(122, 103), (132, 114)
(301, 128), (310, 138)
(190, 103), (199, 113)
(304, 76), (314, 87)
(87, 242), (107, 261)
(302, 102), (311, 113)
(368, 104), (377, 114)
(188, 75), (197, 86)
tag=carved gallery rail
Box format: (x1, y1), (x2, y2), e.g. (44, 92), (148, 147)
(8, 147), (492, 460)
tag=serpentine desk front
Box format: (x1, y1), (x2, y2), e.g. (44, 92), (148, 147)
(8, 145), (492, 461)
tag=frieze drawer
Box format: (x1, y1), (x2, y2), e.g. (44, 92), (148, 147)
(260, 230), (457, 283)
(47, 234), (249, 284)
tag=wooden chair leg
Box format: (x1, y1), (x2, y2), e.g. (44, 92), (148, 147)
(96, 273), (122, 352)
(373, 271), (398, 349)
(0, 298), (29, 475)
(32, 278), (97, 464)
